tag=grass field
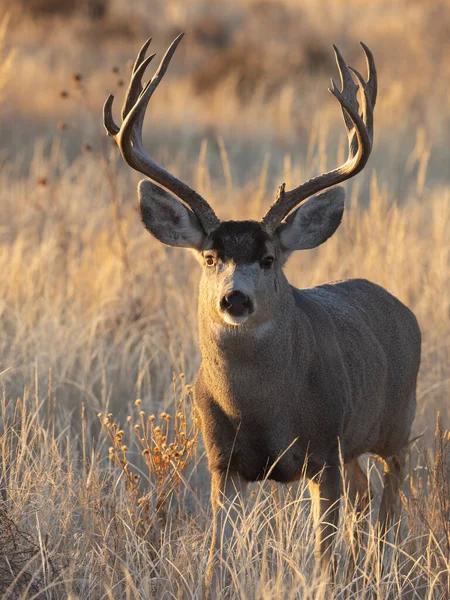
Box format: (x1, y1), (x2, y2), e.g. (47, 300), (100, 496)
(0, 0), (449, 597)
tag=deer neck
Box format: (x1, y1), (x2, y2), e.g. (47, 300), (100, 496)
(197, 275), (309, 416)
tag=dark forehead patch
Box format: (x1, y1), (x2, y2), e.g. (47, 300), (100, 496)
(207, 220), (271, 263)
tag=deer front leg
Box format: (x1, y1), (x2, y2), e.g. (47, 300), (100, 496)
(345, 457), (370, 514)
(206, 470), (249, 588)
(378, 452), (406, 537)
(309, 462), (342, 567)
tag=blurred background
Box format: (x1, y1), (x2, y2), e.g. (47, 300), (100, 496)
(3, 0), (450, 183)
(1, 0), (449, 433)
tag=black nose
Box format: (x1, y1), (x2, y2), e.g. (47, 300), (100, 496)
(220, 291), (253, 317)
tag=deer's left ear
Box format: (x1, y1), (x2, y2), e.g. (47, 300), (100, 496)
(138, 180), (206, 249)
(278, 186), (345, 252)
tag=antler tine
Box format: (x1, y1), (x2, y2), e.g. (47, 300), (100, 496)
(103, 37), (179, 140)
(103, 94), (120, 136)
(333, 46), (359, 135)
(333, 45), (359, 158)
(103, 34), (220, 234)
(348, 66), (373, 147)
(132, 37), (152, 75)
(116, 36), (184, 150)
(360, 42), (377, 108)
(119, 34), (185, 156)
(121, 51), (156, 121)
(261, 43), (375, 234)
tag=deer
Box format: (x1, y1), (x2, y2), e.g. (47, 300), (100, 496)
(103, 34), (421, 579)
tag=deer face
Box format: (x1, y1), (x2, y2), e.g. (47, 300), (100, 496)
(138, 180), (345, 329)
(199, 221), (281, 327)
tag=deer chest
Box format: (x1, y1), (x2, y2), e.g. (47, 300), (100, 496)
(196, 392), (326, 482)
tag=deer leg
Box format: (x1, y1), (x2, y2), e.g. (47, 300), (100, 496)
(309, 462), (342, 567)
(345, 457), (370, 514)
(343, 458), (372, 573)
(206, 470), (249, 588)
(378, 452), (406, 536)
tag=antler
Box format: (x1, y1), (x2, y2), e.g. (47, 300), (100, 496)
(261, 43), (377, 234)
(103, 34), (220, 234)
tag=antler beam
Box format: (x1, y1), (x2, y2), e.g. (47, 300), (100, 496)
(261, 43), (377, 234)
(103, 34), (220, 234)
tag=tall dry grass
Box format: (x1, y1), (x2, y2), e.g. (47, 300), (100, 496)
(1, 0), (450, 597)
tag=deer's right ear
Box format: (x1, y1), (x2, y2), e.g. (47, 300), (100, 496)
(138, 180), (206, 249)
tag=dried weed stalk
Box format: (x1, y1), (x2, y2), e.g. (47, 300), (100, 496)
(99, 375), (199, 537)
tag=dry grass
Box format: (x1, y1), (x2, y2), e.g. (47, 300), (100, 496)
(1, 1), (450, 597)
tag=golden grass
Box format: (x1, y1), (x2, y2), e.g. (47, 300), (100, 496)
(1, 1), (450, 597)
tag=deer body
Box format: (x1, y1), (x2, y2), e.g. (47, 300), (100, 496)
(196, 275), (420, 483)
(104, 35), (421, 578)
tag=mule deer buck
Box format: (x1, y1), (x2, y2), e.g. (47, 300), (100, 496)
(104, 35), (421, 575)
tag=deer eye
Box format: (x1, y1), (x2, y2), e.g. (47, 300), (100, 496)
(261, 256), (274, 269)
(205, 255), (216, 267)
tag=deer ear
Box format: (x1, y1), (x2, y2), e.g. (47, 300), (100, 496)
(138, 180), (206, 249)
(278, 187), (345, 251)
